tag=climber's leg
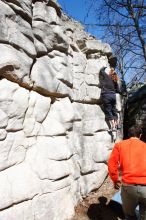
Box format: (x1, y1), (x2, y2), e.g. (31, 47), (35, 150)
(101, 94), (114, 123)
(110, 95), (120, 130)
(109, 119), (116, 130)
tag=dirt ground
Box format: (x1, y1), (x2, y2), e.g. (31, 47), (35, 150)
(71, 176), (125, 220)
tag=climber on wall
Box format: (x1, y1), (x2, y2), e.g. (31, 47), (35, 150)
(99, 66), (121, 131)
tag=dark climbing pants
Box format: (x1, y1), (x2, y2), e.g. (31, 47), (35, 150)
(101, 92), (118, 120)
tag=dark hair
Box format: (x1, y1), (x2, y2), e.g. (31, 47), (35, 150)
(128, 125), (142, 138)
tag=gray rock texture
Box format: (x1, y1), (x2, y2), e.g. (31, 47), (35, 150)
(0, 0), (122, 219)
(124, 85), (146, 142)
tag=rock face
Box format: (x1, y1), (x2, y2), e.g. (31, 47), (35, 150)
(0, 0), (122, 219)
(124, 85), (146, 142)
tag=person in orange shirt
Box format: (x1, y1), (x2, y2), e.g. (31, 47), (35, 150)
(108, 125), (146, 220)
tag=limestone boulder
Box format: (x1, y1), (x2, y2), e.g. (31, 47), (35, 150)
(49, 97), (74, 129)
(32, 187), (75, 220)
(80, 39), (112, 55)
(32, 21), (69, 53)
(33, 1), (61, 25)
(72, 102), (109, 134)
(80, 164), (108, 196)
(124, 85), (146, 141)
(0, 44), (33, 85)
(0, 201), (33, 220)
(0, 163), (41, 210)
(31, 53), (73, 96)
(0, 1), (123, 219)
(0, 1), (35, 57)
(6, 0), (32, 20)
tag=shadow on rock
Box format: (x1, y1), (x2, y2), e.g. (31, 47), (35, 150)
(87, 196), (125, 220)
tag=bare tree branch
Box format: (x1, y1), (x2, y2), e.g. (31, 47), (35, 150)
(84, 0), (146, 85)
(103, 0), (130, 18)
